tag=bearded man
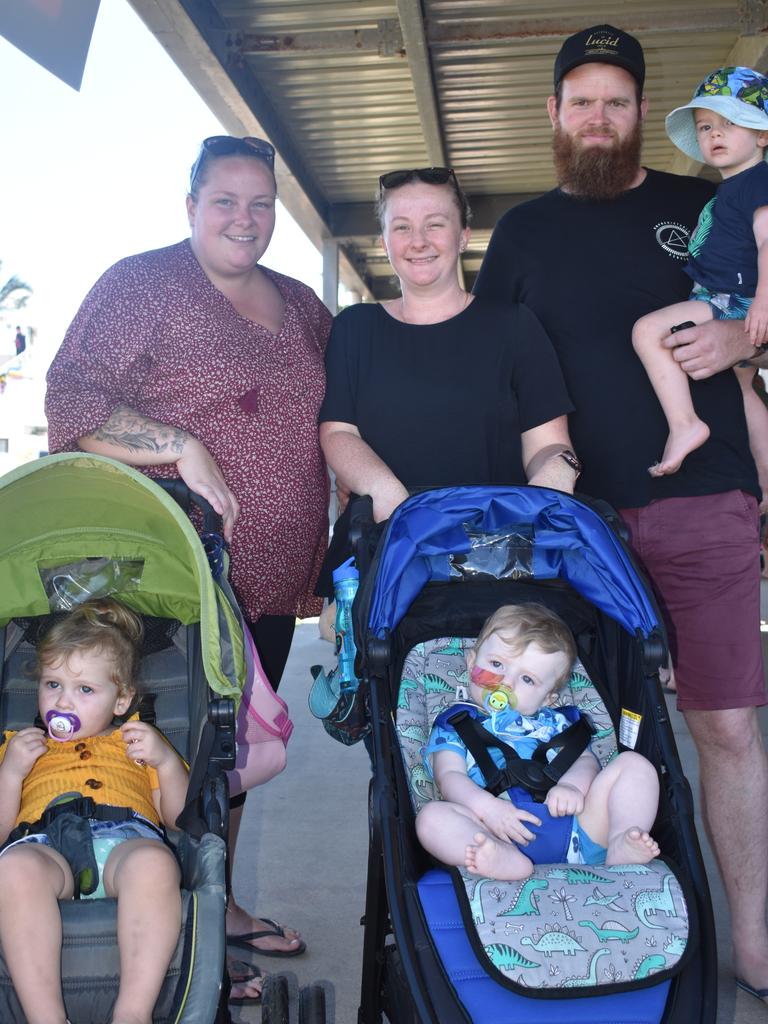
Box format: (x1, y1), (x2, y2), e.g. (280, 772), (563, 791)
(475, 24), (768, 1007)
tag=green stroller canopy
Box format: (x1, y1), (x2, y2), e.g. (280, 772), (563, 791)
(0, 453), (243, 700)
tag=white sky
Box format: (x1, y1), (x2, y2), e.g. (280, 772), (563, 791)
(0, 0), (323, 364)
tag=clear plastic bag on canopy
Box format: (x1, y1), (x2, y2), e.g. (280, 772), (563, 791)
(448, 523), (534, 580)
(40, 558), (144, 612)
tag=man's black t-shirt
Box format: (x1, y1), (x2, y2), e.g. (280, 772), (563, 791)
(474, 168), (759, 510)
(319, 298), (573, 488)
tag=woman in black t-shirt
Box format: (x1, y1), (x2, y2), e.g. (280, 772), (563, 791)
(317, 167), (579, 594)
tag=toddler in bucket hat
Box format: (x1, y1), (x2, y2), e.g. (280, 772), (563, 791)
(666, 67), (768, 163)
(630, 64), (768, 489)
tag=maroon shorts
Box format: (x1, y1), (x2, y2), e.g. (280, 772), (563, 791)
(619, 491), (766, 711)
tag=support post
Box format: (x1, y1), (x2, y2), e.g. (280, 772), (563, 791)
(322, 238), (340, 314)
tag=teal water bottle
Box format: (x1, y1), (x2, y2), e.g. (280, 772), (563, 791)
(333, 557), (360, 692)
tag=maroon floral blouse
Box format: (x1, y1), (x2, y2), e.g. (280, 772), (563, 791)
(45, 240), (331, 620)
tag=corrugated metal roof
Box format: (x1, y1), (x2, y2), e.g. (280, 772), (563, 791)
(132, 0), (768, 299)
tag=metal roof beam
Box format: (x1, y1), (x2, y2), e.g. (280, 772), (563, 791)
(222, 22), (405, 56)
(127, 0), (373, 301)
(739, 0), (768, 34)
(426, 14), (737, 46)
(330, 192), (541, 238)
(395, 0), (445, 167)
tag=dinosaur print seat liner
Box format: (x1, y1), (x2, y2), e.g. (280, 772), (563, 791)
(396, 636), (691, 995)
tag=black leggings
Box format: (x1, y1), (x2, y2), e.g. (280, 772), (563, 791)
(230, 614), (296, 810)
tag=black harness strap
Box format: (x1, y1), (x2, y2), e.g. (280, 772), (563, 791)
(4, 796), (153, 898)
(447, 709), (595, 803)
(9, 796), (139, 842)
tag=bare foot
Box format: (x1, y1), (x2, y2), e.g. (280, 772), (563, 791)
(465, 832), (533, 881)
(648, 420), (710, 476)
(606, 827), (660, 866)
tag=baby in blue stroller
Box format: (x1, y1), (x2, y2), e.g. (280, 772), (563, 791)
(417, 603), (659, 881)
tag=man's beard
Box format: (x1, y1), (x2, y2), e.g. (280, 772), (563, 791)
(552, 121), (643, 200)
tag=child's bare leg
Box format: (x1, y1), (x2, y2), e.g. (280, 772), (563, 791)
(104, 839), (181, 1024)
(415, 800), (533, 881)
(735, 364), (768, 513)
(632, 301), (713, 475)
(0, 845), (74, 1024)
(577, 751), (660, 865)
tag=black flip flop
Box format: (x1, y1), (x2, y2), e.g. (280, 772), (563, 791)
(228, 961), (263, 1006)
(227, 917), (307, 959)
(736, 976), (768, 1004)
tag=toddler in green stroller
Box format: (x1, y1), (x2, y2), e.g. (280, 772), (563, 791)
(0, 598), (187, 1024)
(0, 452), (262, 1023)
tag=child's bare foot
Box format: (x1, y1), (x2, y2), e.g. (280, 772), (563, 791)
(606, 827), (660, 866)
(649, 420), (710, 476)
(465, 832), (532, 881)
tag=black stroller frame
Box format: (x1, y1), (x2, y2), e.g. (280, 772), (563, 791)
(349, 487), (718, 1024)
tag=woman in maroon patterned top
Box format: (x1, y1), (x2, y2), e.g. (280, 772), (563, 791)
(45, 136), (331, 1000)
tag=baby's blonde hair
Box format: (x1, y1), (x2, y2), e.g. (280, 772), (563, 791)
(473, 603), (576, 687)
(37, 598), (143, 699)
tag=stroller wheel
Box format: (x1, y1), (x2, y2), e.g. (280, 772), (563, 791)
(298, 982), (326, 1024)
(261, 973), (290, 1024)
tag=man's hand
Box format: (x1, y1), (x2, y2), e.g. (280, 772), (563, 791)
(480, 795), (542, 845)
(546, 782), (585, 817)
(1, 728), (47, 780)
(661, 319), (755, 379)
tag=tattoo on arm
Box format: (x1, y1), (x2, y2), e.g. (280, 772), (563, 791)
(92, 406), (187, 456)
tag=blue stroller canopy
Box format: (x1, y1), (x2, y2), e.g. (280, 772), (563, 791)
(366, 487), (660, 639)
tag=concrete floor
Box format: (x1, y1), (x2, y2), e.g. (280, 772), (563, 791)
(230, 616), (768, 1024)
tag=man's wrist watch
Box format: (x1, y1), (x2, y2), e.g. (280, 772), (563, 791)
(557, 449), (582, 476)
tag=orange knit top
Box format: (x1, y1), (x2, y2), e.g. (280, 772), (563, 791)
(0, 719), (162, 826)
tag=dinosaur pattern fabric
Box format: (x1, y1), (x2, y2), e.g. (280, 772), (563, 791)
(396, 637), (689, 990)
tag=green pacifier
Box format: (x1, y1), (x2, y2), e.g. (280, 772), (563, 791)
(470, 667), (517, 713)
(486, 689), (516, 712)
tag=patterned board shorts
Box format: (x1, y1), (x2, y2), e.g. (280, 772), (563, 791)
(690, 282), (753, 320)
(0, 816), (164, 899)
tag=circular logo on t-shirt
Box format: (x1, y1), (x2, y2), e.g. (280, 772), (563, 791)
(654, 222), (691, 260)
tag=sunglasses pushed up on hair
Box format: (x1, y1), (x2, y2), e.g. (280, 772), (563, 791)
(378, 167), (458, 191)
(189, 136), (276, 190)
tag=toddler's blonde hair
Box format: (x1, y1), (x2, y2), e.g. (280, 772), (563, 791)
(37, 598), (143, 698)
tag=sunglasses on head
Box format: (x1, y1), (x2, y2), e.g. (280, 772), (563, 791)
(190, 136), (276, 190)
(378, 167), (458, 191)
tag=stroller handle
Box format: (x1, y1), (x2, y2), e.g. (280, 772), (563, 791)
(151, 478), (223, 537)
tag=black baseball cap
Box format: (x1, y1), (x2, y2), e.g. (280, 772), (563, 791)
(554, 24), (645, 91)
